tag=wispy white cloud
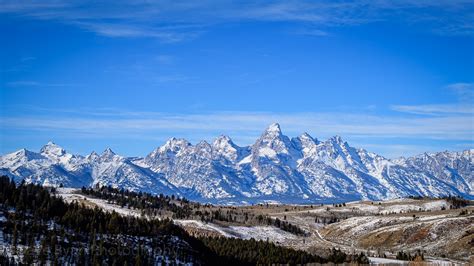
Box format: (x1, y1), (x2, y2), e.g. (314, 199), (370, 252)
(73, 22), (204, 42)
(391, 82), (474, 115)
(5, 81), (40, 87)
(390, 104), (474, 115)
(1, 0), (473, 40)
(2, 109), (473, 143)
(5, 81), (79, 87)
(447, 82), (474, 102)
(1, 103), (472, 157)
(292, 28), (329, 37)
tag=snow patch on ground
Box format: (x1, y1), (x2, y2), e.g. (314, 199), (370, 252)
(173, 220), (235, 237)
(56, 188), (143, 217)
(228, 225), (298, 243)
(174, 220), (299, 243)
(303, 200), (449, 215)
(369, 257), (409, 265)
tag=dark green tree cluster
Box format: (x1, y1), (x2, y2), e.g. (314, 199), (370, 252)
(314, 216), (340, 224)
(200, 236), (326, 265)
(396, 251), (412, 261)
(0, 176), (211, 264)
(251, 214), (306, 236)
(443, 196), (469, 209)
(408, 195), (469, 209)
(81, 185), (308, 236)
(0, 252), (15, 266)
(327, 248), (369, 264)
(270, 217), (307, 236)
(200, 238), (369, 265)
(80, 186), (193, 218)
(196, 208), (256, 225)
(395, 250), (424, 261)
(0, 176), (364, 265)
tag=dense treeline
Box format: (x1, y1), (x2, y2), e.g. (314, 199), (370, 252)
(201, 237), (325, 265)
(408, 195), (469, 209)
(0, 177), (210, 265)
(314, 216), (340, 224)
(202, 237), (369, 265)
(444, 196), (469, 209)
(80, 186), (194, 218)
(254, 214), (307, 236)
(0, 176), (362, 265)
(79, 185), (308, 236)
(395, 250), (424, 261)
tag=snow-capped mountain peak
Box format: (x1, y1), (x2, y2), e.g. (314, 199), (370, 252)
(292, 132), (318, 156)
(254, 123), (298, 157)
(38, 142), (80, 168)
(1, 124), (472, 204)
(328, 135), (346, 146)
(213, 135), (234, 148)
(0, 149), (45, 169)
(212, 135), (241, 161)
(158, 137), (190, 154)
(100, 148), (117, 161)
(194, 141), (212, 156)
(86, 151), (99, 161)
(17, 148), (42, 160)
(40, 141), (67, 157)
(300, 132), (316, 142)
(262, 122), (283, 137)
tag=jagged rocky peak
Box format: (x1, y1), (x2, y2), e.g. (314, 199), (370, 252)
(40, 141), (66, 157)
(323, 135), (352, 152)
(100, 147), (117, 160)
(213, 135), (234, 146)
(300, 132), (315, 141)
(1, 123), (473, 203)
(144, 138), (190, 166)
(328, 135), (345, 145)
(86, 151), (99, 161)
(196, 140), (211, 148)
(166, 137), (190, 146)
(293, 132), (318, 149)
(16, 148), (37, 158)
(213, 135), (239, 151)
(213, 135), (242, 161)
(303, 132), (319, 144)
(463, 149), (474, 157)
(253, 123), (301, 161)
(158, 137), (191, 153)
(195, 140), (212, 155)
(0, 148), (44, 167)
(262, 122), (283, 137)
(257, 123), (290, 145)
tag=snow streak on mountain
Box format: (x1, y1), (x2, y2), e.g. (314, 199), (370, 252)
(1, 124), (472, 204)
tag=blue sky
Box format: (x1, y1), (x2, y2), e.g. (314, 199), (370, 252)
(1, 0), (473, 158)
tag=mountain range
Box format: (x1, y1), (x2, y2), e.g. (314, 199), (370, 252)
(1, 123), (472, 204)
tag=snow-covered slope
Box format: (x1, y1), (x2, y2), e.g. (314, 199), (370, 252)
(0, 142), (92, 187)
(0, 142), (178, 195)
(1, 124), (472, 203)
(88, 148), (179, 195)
